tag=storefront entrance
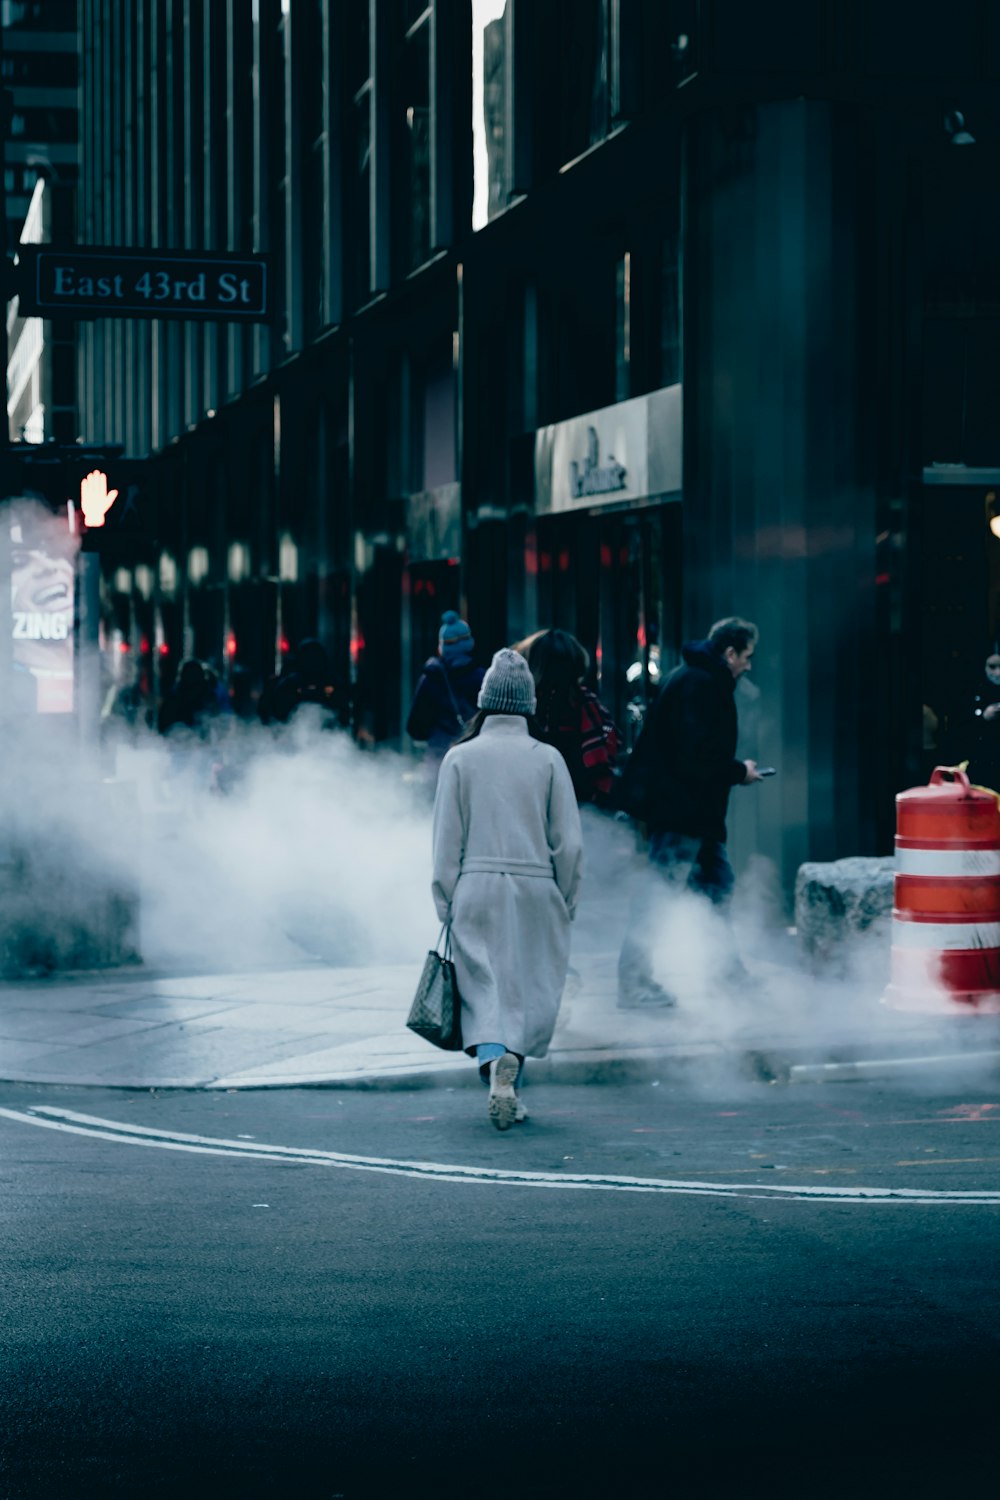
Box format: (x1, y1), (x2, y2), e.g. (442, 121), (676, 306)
(535, 502), (682, 742)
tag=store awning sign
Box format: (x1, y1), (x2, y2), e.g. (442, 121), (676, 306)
(17, 246), (270, 322)
(537, 389), (684, 515)
(569, 427), (629, 500)
(536, 395), (649, 515)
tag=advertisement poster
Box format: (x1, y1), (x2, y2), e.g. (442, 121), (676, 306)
(9, 510), (75, 714)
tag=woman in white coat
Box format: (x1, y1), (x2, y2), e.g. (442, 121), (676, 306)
(432, 648), (584, 1130)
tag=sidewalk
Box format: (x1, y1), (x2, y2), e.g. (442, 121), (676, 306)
(0, 947), (975, 1092)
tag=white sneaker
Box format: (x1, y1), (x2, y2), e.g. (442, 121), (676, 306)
(488, 1053), (519, 1131)
(514, 1096), (528, 1124)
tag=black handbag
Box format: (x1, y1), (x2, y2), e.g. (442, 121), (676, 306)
(406, 925), (464, 1051)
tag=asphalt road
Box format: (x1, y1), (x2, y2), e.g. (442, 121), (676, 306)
(2, 1075), (999, 1498)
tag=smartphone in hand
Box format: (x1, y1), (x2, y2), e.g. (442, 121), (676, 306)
(756, 767), (777, 777)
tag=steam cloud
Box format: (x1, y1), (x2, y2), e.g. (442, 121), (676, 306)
(1, 492), (995, 1090)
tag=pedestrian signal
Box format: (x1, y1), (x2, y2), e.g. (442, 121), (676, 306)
(80, 470), (119, 528)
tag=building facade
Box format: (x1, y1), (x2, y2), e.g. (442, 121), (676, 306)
(72, 0), (1000, 894)
(7, 173), (78, 442)
(0, 0), (78, 251)
(2, 0), (80, 444)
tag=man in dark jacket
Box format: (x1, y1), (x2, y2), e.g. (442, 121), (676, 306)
(617, 616), (763, 1008)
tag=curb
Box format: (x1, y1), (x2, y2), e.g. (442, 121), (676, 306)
(2, 1035), (983, 1093)
(0, 1045), (756, 1093)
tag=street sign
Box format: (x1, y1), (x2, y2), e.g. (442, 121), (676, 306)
(16, 246), (270, 322)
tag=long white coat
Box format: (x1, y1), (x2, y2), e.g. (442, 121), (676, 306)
(431, 715), (584, 1058)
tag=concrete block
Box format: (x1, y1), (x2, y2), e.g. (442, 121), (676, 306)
(794, 855), (894, 975)
(0, 780), (141, 978)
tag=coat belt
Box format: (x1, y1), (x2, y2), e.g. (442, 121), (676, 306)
(461, 857), (554, 878)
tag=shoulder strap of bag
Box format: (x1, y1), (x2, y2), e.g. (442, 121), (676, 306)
(435, 661), (465, 731)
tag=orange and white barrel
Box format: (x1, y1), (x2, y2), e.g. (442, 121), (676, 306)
(884, 766), (1000, 1014)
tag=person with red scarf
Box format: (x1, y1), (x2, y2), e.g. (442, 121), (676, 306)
(520, 629), (621, 805)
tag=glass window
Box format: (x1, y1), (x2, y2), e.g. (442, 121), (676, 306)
(301, 0), (326, 337)
(351, 84), (372, 303)
(345, 1), (371, 307)
(661, 235), (680, 388)
(2, 1), (76, 30)
(398, 12), (431, 273)
(472, 0), (507, 230)
(536, 0), (609, 174)
(268, 5), (288, 350)
(420, 348), (457, 491)
(616, 252), (631, 402)
(0, 52), (76, 87)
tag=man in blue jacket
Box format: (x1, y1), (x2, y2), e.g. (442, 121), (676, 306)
(617, 616), (763, 1009)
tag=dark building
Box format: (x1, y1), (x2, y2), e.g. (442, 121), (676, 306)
(71, 0), (1000, 894)
(0, 0), (78, 251)
(1, 1), (79, 445)
(6, 173), (78, 444)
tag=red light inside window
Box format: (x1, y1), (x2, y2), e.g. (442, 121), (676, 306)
(158, 643), (170, 657)
(278, 635), (290, 654)
(226, 633), (238, 658)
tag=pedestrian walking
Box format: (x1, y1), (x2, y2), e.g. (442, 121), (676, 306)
(969, 650), (1000, 791)
(431, 648), (583, 1129)
(157, 658), (227, 739)
(406, 611), (486, 787)
(258, 638), (349, 732)
(521, 628), (622, 805)
(616, 616), (764, 1008)
(156, 658), (232, 801)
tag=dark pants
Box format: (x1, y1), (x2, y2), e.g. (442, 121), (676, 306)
(617, 832), (738, 1005)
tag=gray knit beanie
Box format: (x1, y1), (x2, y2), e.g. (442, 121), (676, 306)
(477, 647), (537, 715)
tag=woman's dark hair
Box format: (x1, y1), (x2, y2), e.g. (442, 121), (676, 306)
(453, 707), (543, 746)
(525, 629), (588, 728)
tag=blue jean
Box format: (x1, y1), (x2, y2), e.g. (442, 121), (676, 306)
(476, 1043), (524, 1088)
(648, 832), (735, 906)
(618, 833), (738, 1001)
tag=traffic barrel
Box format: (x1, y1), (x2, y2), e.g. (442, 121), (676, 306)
(884, 766), (1000, 1013)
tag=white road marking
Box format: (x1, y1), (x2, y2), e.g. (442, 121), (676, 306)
(1, 1104), (999, 1206)
(790, 1053), (1000, 1083)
